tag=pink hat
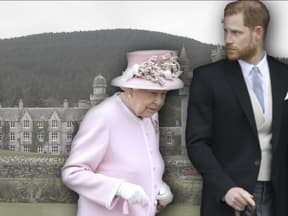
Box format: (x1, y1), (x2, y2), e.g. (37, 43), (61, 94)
(111, 50), (184, 90)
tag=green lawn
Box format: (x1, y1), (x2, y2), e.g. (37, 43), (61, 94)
(159, 203), (199, 216)
(0, 203), (200, 216)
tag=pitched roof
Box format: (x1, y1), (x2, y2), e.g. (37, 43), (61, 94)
(0, 107), (88, 122)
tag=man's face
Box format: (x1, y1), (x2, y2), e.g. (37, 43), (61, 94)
(224, 13), (257, 61)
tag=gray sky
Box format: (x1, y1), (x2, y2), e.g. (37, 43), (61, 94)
(0, 1), (287, 57)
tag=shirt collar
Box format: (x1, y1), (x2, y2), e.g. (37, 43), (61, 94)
(238, 52), (268, 78)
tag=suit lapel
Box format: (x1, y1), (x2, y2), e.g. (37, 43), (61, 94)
(224, 60), (258, 138)
(268, 56), (285, 150)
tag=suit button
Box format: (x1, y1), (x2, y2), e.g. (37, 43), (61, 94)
(254, 160), (260, 166)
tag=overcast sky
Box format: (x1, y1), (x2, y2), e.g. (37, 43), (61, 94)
(0, 1), (287, 57)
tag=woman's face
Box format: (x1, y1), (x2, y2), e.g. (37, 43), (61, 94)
(128, 89), (167, 118)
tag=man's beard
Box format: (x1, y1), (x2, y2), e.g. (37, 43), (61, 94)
(226, 41), (257, 61)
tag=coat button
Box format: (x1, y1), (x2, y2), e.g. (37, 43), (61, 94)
(254, 160), (260, 166)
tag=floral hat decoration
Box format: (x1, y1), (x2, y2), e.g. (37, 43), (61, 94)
(111, 50), (184, 90)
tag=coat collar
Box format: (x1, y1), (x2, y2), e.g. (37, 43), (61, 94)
(224, 60), (258, 139)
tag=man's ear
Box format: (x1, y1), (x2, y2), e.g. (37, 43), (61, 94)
(253, 25), (264, 42)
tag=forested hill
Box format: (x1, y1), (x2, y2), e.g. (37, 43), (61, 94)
(0, 29), (286, 107)
(0, 29), (215, 107)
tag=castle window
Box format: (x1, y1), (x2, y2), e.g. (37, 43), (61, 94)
(67, 132), (72, 140)
(52, 132), (58, 141)
(9, 145), (15, 151)
(37, 146), (44, 153)
(10, 132), (15, 141)
(9, 121), (15, 128)
(23, 145), (29, 152)
(37, 121), (44, 128)
(51, 145), (59, 153)
(166, 130), (173, 145)
(167, 134), (172, 145)
(23, 132), (31, 141)
(52, 120), (58, 128)
(23, 120), (30, 128)
(38, 132), (44, 142)
(67, 121), (72, 128)
(66, 144), (71, 153)
(94, 88), (104, 95)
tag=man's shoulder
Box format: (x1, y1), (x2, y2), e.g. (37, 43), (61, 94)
(267, 56), (288, 86)
(268, 55), (288, 70)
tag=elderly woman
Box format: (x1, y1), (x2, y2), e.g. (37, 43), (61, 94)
(61, 50), (184, 216)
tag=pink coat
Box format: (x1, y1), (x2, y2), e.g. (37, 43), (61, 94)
(62, 93), (165, 216)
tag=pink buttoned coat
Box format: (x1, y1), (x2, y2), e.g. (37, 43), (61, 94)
(62, 93), (165, 216)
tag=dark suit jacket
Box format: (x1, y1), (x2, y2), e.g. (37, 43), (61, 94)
(185, 56), (288, 216)
(274, 94), (288, 214)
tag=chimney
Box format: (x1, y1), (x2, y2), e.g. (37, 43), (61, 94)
(19, 99), (23, 109)
(63, 99), (69, 109)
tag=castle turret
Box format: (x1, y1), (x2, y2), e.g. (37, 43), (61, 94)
(178, 46), (193, 155)
(90, 75), (107, 106)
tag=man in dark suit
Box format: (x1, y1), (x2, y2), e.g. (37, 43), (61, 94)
(185, 1), (288, 216)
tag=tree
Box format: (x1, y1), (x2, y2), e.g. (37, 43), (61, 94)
(0, 78), (4, 104)
(10, 87), (24, 107)
(2, 121), (10, 150)
(24, 81), (44, 107)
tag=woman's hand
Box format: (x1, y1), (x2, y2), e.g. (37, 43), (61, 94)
(116, 182), (149, 207)
(156, 182), (173, 208)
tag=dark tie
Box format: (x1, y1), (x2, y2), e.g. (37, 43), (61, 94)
(250, 66), (264, 112)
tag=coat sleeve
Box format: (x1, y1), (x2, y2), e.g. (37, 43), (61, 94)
(61, 108), (123, 209)
(185, 68), (236, 201)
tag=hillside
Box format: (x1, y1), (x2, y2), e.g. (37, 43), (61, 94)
(0, 29), (214, 107)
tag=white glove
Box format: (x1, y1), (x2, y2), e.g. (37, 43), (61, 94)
(116, 182), (149, 207)
(156, 182), (173, 207)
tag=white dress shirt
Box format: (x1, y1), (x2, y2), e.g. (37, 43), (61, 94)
(238, 53), (271, 118)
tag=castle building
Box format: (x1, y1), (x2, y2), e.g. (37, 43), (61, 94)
(0, 47), (222, 156)
(0, 75), (106, 155)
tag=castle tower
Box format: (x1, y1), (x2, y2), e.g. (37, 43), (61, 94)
(178, 46), (193, 155)
(210, 45), (226, 62)
(90, 75), (107, 106)
(178, 46), (193, 84)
